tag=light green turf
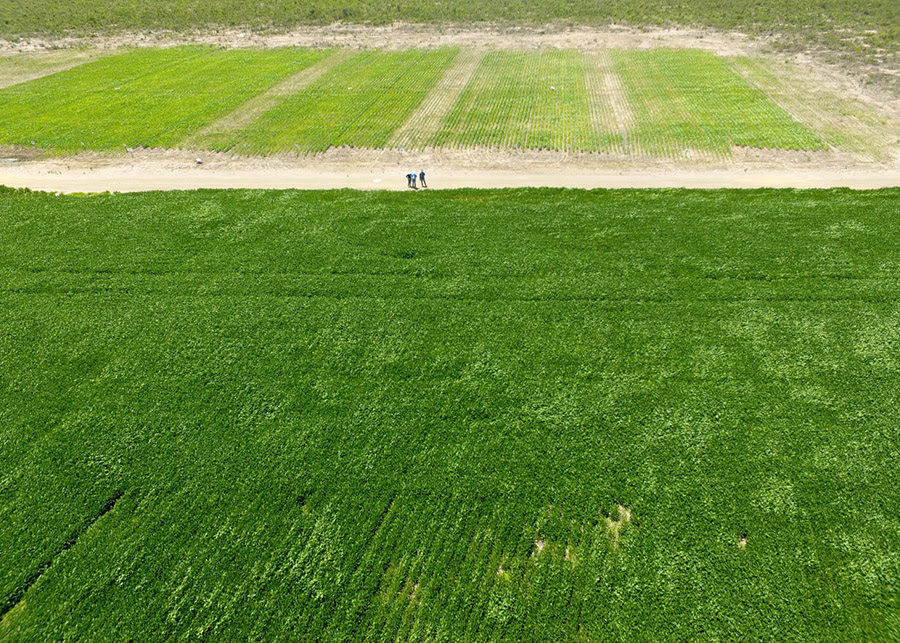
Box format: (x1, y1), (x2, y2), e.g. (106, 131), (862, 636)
(203, 48), (458, 154)
(0, 50), (107, 89)
(0, 46), (329, 152)
(430, 50), (608, 151)
(611, 49), (826, 158)
(0, 46), (837, 157)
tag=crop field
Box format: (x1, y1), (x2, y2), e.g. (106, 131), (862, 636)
(430, 50), (605, 151)
(1, 186), (899, 640)
(428, 49), (823, 156)
(198, 48), (458, 154)
(0, 46), (329, 152)
(2, 0), (897, 98)
(0, 46), (835, 159)
(0, 50), (109, 90)
(611, 49), (826, 157)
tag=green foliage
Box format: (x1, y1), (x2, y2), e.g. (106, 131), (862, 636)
(431, 50), (605, 152)
(612, 49), (826, 157)
(203, 48), (458, 154)
(1, 188), (899, 640)
(0, 46), (329, 151)
(0, 46), (829, 157)
(0, 184), (31, 195)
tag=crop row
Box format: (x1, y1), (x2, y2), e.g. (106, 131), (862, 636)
(611, 49), (826, 158)
(0, 47), (829, 158)
(208, 48), (458, 155)
(1, 188), (899, 640)
(430, 50), (607, 152)
(0, 46), (328, 152)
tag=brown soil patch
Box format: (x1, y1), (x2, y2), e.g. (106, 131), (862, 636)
(0, 24), (762, 57)
(2, 147), (898, 192)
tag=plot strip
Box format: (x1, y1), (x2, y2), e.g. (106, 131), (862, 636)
(187, 49), (350, 148)
(388, 48), (484, 150)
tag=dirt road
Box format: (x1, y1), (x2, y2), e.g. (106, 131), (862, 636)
(2, 162), (898, 192)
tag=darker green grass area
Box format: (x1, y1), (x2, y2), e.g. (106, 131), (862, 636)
(0, 188), (899, 640)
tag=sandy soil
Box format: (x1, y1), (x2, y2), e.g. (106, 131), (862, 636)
(0, 23), (762, 57)
(2, 150), (897, 192)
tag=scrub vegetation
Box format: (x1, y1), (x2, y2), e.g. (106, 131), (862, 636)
(1, 187), (899, 641)
(0, 0), (896, 54)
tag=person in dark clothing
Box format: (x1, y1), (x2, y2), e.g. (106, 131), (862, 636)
(419, 170), (427, 188)
(406, 172), (413, 188)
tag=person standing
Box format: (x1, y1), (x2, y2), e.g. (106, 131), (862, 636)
(419, 170), (427, 188)
(410, 171), (417, 189)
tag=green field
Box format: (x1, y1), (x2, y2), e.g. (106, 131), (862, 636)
(0, 46), (328, 152)
(1, 186), (899, 640)
(612, 49), (826, 157)
(429, 49), (824, 155)
(0, 46), (829, 157)
(2, 0), (897, 99)
(431, 50), (602, 151)
(199, 48), (458, 154)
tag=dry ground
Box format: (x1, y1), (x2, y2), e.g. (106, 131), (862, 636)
(2, 149), (898, 192)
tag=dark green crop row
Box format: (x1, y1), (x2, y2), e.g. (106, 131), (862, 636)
(1, 187), (898, 640)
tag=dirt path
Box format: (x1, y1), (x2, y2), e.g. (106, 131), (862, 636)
(0, 49), (109, 89)
(0, 24), (762, 57)
(2, 157), (897, 192)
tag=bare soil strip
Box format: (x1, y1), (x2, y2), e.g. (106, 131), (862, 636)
(185, 49), (353, 147)
(2, 156), (897, 192)
(731, 57), (900, 163)
(582, 52), (618, 143)
(0, 49), (109, 89)
(388, 49), (484, 149)
(583, 51), (633, 153)
(0, 25), (762, 57)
